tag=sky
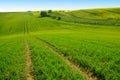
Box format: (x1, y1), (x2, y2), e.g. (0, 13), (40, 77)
(0, 0), (120, 12)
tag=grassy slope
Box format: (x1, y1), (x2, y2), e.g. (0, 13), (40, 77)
(0, 8), (120, 80)
(0, 12), (77, 36)
(46, 8), (120, 26)
(0, 13), (26, 35)
(1, 8), (120, 36)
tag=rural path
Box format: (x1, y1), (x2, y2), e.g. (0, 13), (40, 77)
(36, 37), (97, 80)
(25, 41), (34, 80)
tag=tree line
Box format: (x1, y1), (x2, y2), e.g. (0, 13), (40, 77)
(40, 10), (61, 20)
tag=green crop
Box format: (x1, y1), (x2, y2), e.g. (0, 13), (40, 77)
(29, 37), (86, 80)
(0, 37), (26, 80)
(0, 8), (120, 80)
(37, 30), (120, 80)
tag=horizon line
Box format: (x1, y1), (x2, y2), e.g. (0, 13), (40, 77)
(0, 7), (119, 12)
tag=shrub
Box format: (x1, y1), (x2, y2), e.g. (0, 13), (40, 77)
(57, 17), (61, 20)
(48, 10), (52, 13)
(40, 11), (47, 17)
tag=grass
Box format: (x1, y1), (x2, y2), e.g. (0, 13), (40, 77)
(0, 37), (26, 80)
(45, 8), (120, 26)
(29, 37), (86, 80)
(0, 8), (120, 80)
(36, 29), (120, 80)
(1, 8), (120, 36)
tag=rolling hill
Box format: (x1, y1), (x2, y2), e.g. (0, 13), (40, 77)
(0, 8), (120, 36)
(44, 8), (120, 26)
(0, 8), (120, 80)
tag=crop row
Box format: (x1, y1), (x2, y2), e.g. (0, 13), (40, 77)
(29, 37), (86, 80)
(38, 33), (120, 80)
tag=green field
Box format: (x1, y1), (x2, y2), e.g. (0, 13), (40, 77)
(0, 8), (120, 80)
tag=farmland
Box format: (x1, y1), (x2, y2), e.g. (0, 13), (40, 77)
(0, 8), (120, 80)
(47, 8), (120, 26)
(0, 37), (26, 80)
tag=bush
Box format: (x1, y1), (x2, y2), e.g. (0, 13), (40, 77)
(57, 17), (61, 20)
(48, 10), (52, 13)
(40, 11), (47, 17)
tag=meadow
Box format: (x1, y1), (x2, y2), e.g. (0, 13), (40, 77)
(0, 8), (120, 80)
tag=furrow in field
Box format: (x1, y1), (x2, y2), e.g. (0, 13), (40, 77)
(25, 41), (34, 80)
(36, 37), (97, 80)
(24, 22), (25, 34)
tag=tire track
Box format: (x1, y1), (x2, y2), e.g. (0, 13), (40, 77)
(25, 41), (34, 80)
(24, 19), (33, 80)
(36, 37), (98, 80)
(24, 20), (29, 35)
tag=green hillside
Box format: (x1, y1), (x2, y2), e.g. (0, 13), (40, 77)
(1, 8), (120, 36)
(47, 8), (120, 26)
(0, 8), (120, 80)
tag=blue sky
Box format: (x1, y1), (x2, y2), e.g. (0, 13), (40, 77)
(0, 0), (120, 12)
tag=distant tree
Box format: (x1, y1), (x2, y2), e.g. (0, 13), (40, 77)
(57, 17), (61, 20)
(48, 10), (52, 13)
(40, 11), (47, 17)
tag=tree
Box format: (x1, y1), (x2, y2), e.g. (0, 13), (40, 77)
(57, 17), (61, 20)
(48, 10), (52, 13)
(40, 11), (47, 17)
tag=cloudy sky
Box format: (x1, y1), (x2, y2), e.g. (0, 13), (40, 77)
(0, 0), (120, 12)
